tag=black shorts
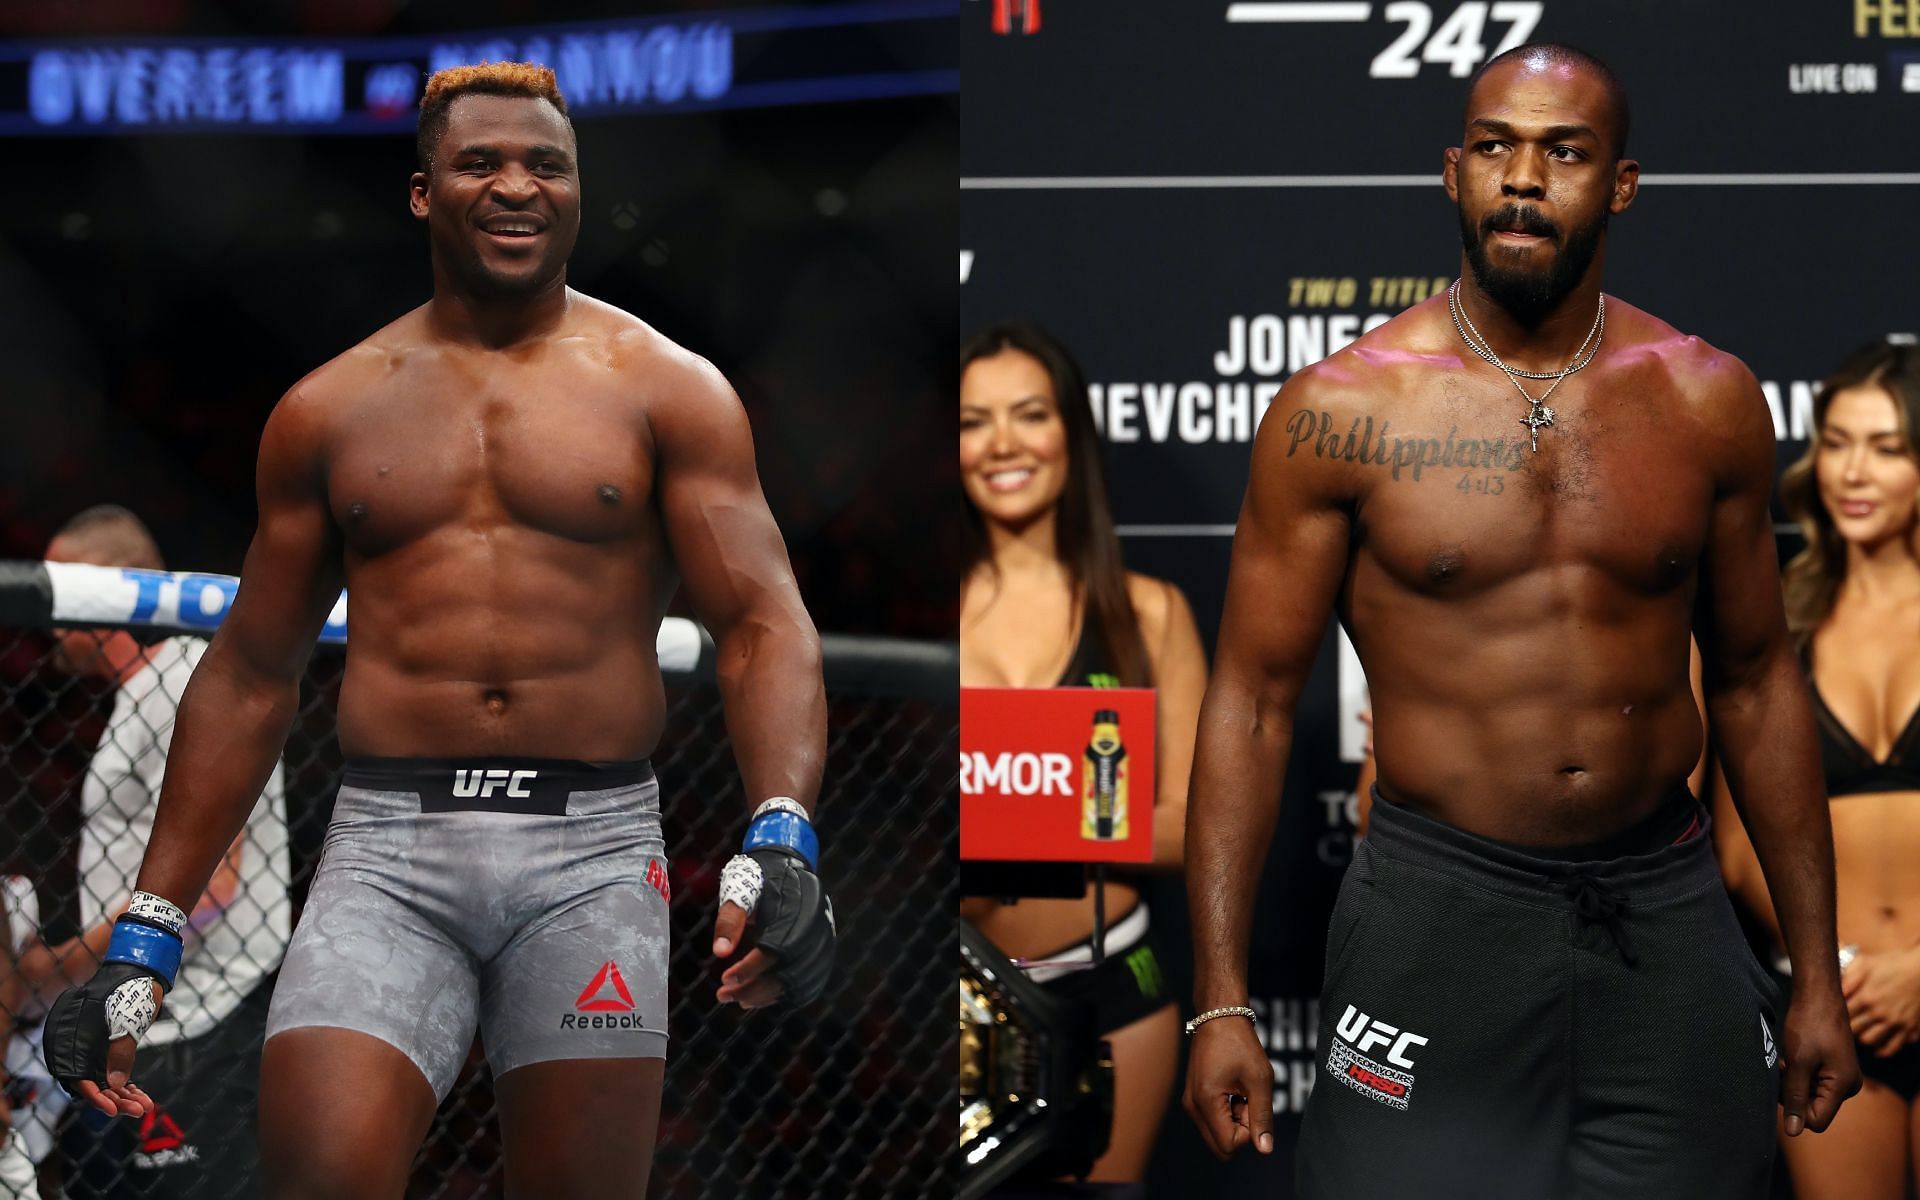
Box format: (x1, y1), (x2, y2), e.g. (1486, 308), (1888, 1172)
(58, 978), (271, 1200)
(1041, 942), (1172, 1036)
(1298, 788), (1778, 1200)
(1027, 902), (1173, 1035)
(1859, 1041), (1920, 1100)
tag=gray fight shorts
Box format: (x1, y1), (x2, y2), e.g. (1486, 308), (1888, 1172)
(265, 758), (671, 1099)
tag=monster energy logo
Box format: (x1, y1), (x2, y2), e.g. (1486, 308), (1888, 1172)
(1123, 945), (1164, 1000)
(1086, 672), (1119, 689)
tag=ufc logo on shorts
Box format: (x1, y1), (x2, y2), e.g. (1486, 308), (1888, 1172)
(1335, 1004), (1429, 1068)
(1329, 1004), (1426, 1111)
(453, 768), (538, 799)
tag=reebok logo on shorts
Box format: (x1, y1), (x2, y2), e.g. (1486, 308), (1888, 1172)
(646, 858), (671, 902)
(132, 1107), (200, 1170)
(561, 960), (653, 1031)
(1328, 1004), (1429, 1111)
(1762, 1014), (1778, 1069)
(576, 961), (635, 1012)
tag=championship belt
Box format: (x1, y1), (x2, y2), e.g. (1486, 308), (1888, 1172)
(958, 919), (1113, 1198)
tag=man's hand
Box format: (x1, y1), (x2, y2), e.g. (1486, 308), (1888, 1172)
(1182, 1017), (1274, 1161)
(73, 1032), (155, 1120)
(1779, 982), (1860, 1136)
(712, 897), (782, 1010)
(711, 848), (834, 1010)
(1842, 947), (1920, 1056)
(43, 965), (163, 1119)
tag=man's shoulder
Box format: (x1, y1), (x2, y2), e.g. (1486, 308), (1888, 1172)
(1261, 299), (1458, 468)
(1605, 302), (1774, 489)
(565, 291), (733, 404)
(1280, 296), (1459, 409)
(1605, 300), (1763, 419)
(272, 305), (436, 426)
(1606, 300), (1754, 390)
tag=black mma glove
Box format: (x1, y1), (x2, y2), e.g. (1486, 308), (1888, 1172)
(721, 798), (836, 1007)
(42, 894), (185, 1097)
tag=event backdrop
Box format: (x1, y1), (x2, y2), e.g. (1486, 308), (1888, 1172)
(0, 0), (959, 640)
(962, 1), (1920, 1193)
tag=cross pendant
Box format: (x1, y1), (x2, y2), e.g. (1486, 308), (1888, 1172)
(1520, 403), (1555, 453)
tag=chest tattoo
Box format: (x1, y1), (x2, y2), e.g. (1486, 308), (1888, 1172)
(1283, 408), (1528, 483)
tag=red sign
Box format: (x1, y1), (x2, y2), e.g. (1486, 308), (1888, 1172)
(989, 0), (1042, 35)
(960, 687), (1154, 863)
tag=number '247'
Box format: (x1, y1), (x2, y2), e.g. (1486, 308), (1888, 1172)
(1371, 2), (1545, 80)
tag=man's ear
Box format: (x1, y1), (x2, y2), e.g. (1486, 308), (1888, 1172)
(1609, 157), (1640, 216)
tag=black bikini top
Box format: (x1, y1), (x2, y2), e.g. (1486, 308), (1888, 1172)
(1803, 641), (1920, 798)
(1056, 622), (1119, 689)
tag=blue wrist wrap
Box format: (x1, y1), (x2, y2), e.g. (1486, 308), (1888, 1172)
(104, 918), (183, 989)
(743, 811), (819, 871)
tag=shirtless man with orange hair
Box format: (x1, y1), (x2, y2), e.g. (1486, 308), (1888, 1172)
(41, 64), (835, 1199)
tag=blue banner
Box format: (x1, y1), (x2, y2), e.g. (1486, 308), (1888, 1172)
(0, 1), (957, 135)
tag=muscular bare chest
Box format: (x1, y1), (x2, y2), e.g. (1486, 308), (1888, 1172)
(325, 351), (655, 556)
(1303, 374), (1715, 598)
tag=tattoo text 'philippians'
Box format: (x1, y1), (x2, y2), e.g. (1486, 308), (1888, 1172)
(1283, 409), (1527, 482)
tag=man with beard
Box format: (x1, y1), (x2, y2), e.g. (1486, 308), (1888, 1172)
(38, 63), (834, 1199)
(1181, 43), (1857, 1198)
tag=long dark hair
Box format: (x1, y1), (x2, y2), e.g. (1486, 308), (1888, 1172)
(960, 321), (1152, 688)
(1780, 340), (1920, 639)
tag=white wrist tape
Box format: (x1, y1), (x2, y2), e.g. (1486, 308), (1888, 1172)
(751, 796), (809, 822)
(105, 976), (159, 1043)
(128, 891), (187, 936)
(720, 855), (764, 914)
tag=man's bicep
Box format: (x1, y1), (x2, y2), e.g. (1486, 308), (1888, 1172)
(653, 362), (801, 631)
(1696, 373), (1789, 688)
(1698, 492), (1788, 688)
(218, 392), (344, 682)
(1214, 425), (1350, 705)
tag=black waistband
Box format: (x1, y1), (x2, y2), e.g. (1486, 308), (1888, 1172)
(342, 756), (655, 816)
(1366, 783), (1716, 905)
(1501, 785), (1702, 862)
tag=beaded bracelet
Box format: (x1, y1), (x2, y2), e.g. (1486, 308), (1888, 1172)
(1184, 1005), (1257, 1035)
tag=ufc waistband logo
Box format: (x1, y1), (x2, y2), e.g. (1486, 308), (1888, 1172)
(1335, 1004), (1429, 1068)
(452, 768), (539, 799)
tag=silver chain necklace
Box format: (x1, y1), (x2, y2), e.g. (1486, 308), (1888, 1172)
(1448, 279), (1606, 452)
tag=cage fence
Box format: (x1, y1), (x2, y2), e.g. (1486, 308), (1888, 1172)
(0, 574), (955, 1200)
